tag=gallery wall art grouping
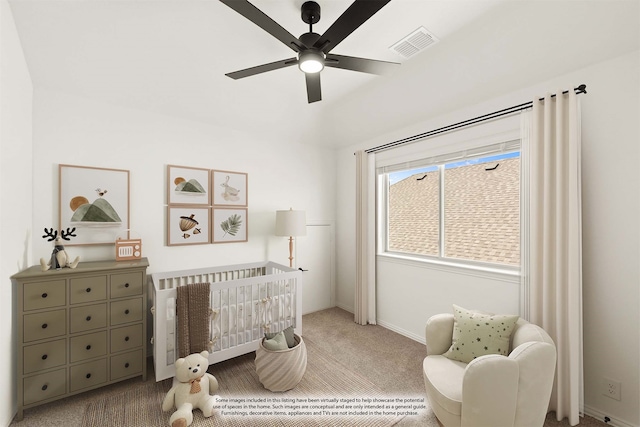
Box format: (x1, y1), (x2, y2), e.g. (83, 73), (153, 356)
(166, 165), (248, 246)
(55, 164), (248, 248)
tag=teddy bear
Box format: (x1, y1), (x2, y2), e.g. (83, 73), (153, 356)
(162, 351), (220, 427)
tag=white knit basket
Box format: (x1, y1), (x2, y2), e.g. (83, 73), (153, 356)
(255, 334), (307, 392)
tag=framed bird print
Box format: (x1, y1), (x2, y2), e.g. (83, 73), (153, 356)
(167, 206), (211, 246)
(167, 165), (210, 206)
(211, 170), (247, 207)
(59, 164), (130, 246)
(212, 208), (248, 243)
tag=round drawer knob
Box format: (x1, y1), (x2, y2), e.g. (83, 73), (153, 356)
(86, 373), (92, 379)
(41, 292), (48, 298)
(41, 323), (48, 329)
(125, 363), (130, 368)
(86, 345), (92, 350)
(41, 354), (48, 360)
(86, 287), (91, 293)
(124, 283), (130, 288)
(124, 309), (130, 315)
(125, 336), (130, 342)
(86, 316), (92, 322)
(41, 384), (48, 391)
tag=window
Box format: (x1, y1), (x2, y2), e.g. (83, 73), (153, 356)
(388, 166), (440, 257)
(383, 150), (520, 268)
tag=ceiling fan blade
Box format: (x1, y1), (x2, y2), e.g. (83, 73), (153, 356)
(219, 0), (302, 52)
(314, 0), (391, 53)
(225, 57), (297, 80)
(325, 54), (399, 75)
(305, 73), (322, 103)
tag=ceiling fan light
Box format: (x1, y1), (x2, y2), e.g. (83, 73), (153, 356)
(298, 50), (325, 73)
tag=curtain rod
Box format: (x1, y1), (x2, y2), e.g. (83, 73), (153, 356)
(364, 84), (587, 154)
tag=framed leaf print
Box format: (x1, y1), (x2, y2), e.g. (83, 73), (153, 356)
(59, 164), (130, 246)
(167, 206), (211, 246)
(212, 208), (248, 243)
(167, 165), (210, 206)
(211, 170), (247, 207)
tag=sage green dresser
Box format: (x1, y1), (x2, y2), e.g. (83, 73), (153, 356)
(11, 258), (149, 421)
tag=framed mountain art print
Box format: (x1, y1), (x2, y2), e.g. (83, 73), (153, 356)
(167, 165), (210, 206)
(58, 164), (130, 246)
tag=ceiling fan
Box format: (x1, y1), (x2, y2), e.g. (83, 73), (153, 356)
(220, 0), (399, 103)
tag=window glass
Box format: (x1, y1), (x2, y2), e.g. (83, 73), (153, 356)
(388, 167), (439, 257)
(444, 154), (520, 266)
(384, 152), (520, 268)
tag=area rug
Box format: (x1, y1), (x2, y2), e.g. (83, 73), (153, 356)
(82, 337), (405, 427)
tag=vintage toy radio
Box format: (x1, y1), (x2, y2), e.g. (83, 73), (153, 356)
(115, 231), (142, 261)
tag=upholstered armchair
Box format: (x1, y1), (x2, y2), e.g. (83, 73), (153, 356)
(422, 311), (556, 427)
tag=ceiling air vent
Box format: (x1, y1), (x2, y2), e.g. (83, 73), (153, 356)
(389, 26), (439, 59)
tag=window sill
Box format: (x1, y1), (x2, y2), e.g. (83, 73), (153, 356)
(377, 252), (520, 283)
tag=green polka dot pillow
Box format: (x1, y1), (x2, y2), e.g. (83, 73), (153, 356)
(443, 304), (519, 363)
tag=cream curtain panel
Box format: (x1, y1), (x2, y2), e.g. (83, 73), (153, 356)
(521, 89), (583, 425)
(355, 150), (376, 325)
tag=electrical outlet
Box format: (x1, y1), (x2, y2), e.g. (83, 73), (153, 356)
(603, 378), (621, 401)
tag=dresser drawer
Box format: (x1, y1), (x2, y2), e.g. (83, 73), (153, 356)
(23, 280), (66, 311)
(111, 324), (143, 353)
(70, 276), (107, 304)
(110, 297), (143, 326)
(23, 368), (66, 405)
(70, 358), (107, 392)
(24, 339), (66, 374)
(24, 310), (66, 342)
(70, 331), (107, 363)
(110, 272), (143, 299)
(70, 303), (107, 333)
(110, 349), (143, 381)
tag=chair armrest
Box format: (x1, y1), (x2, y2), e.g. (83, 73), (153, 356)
(461, 354), (519, 427)
(425, 313), (454, 355)
(509, 341), (557, 427)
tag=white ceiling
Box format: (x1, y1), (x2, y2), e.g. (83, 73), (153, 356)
(9, 0), (640, 148)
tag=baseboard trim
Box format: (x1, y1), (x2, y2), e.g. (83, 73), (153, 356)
(376, 319), (425, 345)
(335, 302), (353, 314)
(332, 306), (425, 346)
(583, 405), (638, 427)
(328, 310), (638, 427)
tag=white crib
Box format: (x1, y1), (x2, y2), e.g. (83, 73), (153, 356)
(151, 261), (302, 381)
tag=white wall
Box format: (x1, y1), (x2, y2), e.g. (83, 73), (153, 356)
(0, 0), (33, 425)
(31, 89), (336, 272)
(12, 88), (335, 424)
(336, 51), (640, 426)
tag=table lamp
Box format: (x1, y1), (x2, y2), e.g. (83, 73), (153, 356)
(275, 208), (306, 268)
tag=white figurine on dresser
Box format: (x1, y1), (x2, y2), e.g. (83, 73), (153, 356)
(39, 227), (80, 271)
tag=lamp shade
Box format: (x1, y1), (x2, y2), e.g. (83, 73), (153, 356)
(275, 209), (307, 237)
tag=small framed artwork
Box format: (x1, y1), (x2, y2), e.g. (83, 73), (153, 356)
(167, 165), (210, 206)
(59, 164), (130, 246)
(212, 208), (248, 243)
(211, 170), (248, 207)
(167, 206), (211, 246)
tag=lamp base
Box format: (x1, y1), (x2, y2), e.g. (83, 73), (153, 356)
(288, 236), (294, 268)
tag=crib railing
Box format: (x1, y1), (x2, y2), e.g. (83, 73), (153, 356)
(151, 261), (302, 381)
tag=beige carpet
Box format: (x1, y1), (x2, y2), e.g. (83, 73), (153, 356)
(82, 336), (407, 427)
(13, 307), (606, 427)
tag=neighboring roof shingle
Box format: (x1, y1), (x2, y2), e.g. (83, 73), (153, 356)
(388, 158), (520, 266)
